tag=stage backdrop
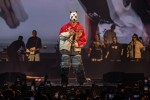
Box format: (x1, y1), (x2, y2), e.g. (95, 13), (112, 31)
(0, 0), (150, 52)
(79, 0), (150, 45)
(0, 0), (86, 52)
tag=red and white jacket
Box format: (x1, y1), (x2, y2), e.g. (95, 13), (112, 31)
(59, 22), (87, 52)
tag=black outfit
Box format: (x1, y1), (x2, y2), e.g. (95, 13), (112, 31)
(145, 46), (150, 62)
(26, 36), (42, 53)
(7, 40), (25, 62)
(90, 41), (103, 59)
(108, 43), (122, 60)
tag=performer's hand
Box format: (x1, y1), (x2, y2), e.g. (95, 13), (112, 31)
(96, 42), (100, 45)
(70, 31), (75, 36)
(88, 53), (90, 57)
(141, 47), (145, 51)
(105, 55), (108, 59)
(75, 36), (80, 41)
(75, 31), (82, 41)
(67, 28), (75, 36)
(72, 43), (78, 47)
(93, 41), (100, 45)
(72, 44), (75, 47)
(30, 47), (36, 51)
(127, 53), (129, 58)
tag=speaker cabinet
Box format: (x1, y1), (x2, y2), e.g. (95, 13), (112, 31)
(103, 72), (125, 83)
(124, 73), (144, 86)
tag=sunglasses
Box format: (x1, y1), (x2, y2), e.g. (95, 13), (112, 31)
(132, 37), (137, 38)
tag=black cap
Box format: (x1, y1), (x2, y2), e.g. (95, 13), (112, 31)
(18, 36), (23, 40)
(111, 24), (116, 29)
(132, 33), (138, 38)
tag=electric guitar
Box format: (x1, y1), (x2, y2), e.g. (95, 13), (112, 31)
(26, 46), (47, 56)
(26, 47), (36, 56)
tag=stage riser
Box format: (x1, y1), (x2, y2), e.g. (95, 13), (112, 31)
(0, 62), (150, 79)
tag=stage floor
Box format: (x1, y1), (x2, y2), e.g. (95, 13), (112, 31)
(0, 59), (150, 79)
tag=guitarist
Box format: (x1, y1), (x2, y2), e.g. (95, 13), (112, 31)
(26, 30), (42, 61)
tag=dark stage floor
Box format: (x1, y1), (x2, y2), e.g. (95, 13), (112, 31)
(0, 53), (150, 79)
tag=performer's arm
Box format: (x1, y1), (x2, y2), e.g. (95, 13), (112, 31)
(140, 42), (145, 51)
(59, 25), (75, 41)
(76, 31), (87, 47)
(127, 43), (131, 58)
(105, 51), (109, 59)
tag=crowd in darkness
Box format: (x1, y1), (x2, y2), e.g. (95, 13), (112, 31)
(0, 77), (150, 100)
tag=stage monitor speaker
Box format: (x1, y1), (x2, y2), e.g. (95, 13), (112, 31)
(124, 73), (144, 86)
(103, 72), (125, 83)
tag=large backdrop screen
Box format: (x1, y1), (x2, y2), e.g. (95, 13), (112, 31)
(0, 0), (150, 52)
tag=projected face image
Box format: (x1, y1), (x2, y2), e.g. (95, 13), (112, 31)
(0, 0), (28, 28)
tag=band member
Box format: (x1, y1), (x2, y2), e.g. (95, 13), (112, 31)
(59, 11), (87, 86)
(103, 24), (116, 58)
(103, 24), (116, 48)
(88, 34), (105, 62)
(26, 30), (42, 61)
(105, 36), (123, 61)
(145, 40), (150, 62)
(7, 36), (25, 71)
(127, 34), (145, 61)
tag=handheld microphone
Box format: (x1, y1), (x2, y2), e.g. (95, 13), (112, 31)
(72, 33), (76, 44)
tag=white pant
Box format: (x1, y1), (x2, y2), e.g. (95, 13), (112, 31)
(28, 53), (40, 61)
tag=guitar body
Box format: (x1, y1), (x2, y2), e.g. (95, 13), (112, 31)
(26, 47), (36, 56)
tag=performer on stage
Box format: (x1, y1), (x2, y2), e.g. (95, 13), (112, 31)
(127, 34), (145, 62)
(105, 36), (123, 61)
(59, 11), (87, 86)
(7, 36), (25, 62)
(88, 34), (105, 62)
(0, 0), (28, 28)
(7, 36), (25, 71)
(103, 24), (116, 48)
(26, 30), (42, 61)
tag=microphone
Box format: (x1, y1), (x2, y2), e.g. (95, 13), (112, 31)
(72, 33), (76, 44)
